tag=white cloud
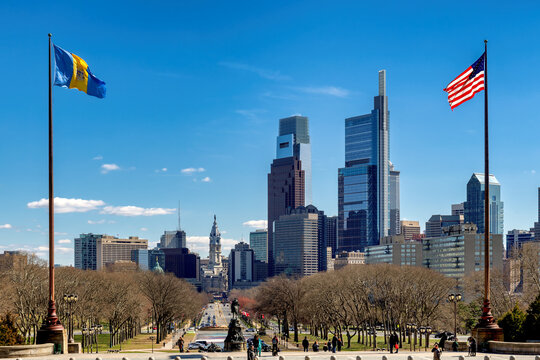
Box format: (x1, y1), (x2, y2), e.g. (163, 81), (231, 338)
(140, 227), (148, 231)
(242, 220), (268, 229)
(219, 62), (290, 81)
(88, 219), (106, 224)
(101, 163), (120, 174)
(35, 246), (49, 251)
(93, 155), (103, 160)
(57, 247), (73, 253)
(101, 206), (175, 217)
(0, 224), (12, 229)
(58, 239), (71, 244)
(201, 177), (211, 182)
(28, 197), (105, 213)
(181, 167), (205, 175)
(296, 86), (349, 98)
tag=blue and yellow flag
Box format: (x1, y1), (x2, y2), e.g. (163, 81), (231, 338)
(53, 44), (106, 98)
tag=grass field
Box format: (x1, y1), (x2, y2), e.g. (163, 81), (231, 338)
(74, 331), (173, 352)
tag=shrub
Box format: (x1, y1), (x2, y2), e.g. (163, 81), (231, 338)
(0, 313), (24, 346)
(498, 304), (525, 341)
(523, 293), (540, 340)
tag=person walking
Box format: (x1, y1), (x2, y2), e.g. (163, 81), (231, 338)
(302, 337), (309, 352)
(452, 340), (459, 352)
(432, 343), (442, 360)
(272, 335), (279, 356)
(468, 337), (476, 357)
(177, 336), (184, 352)
(331, 335), (338, 353)
(439, 333), (447, 352)
(390, 332), (398, 353)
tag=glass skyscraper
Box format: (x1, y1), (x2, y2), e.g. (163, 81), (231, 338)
(464, 173), (504, 235)
(338, 70), (390, 251)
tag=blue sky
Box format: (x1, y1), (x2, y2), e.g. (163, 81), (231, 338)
(1, 1), (539, 265)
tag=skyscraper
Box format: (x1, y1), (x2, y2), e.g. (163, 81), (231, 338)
(325, 216), (338, 257)
(228, 242), (255, 289)
(389, 162), (400, 235)
(425, 214), (464, 238)
(268, 117), (308, 276)
(274, 207), (318, 277)
(160, 230), (186, 249)
(464, 173), (504, 234)
(249, 229), (268, 263)
(338, 70), (390, 252)
(452, 203), (465, 216)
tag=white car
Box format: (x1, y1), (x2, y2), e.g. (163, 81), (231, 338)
(188, 340), (208, 350)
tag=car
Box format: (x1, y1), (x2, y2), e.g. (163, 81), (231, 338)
(246, 328), (256, 332)
(188, 340), (208, 350)
(202, 343), (222, 352)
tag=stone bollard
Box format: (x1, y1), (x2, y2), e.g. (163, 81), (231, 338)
(535, 356), (540, 360)
(202, 357), (208, 360)
(95, 358), (101, 360)
(408, 356), (414, 360)
(122, 357), (129, 360)
(510, 356), (516, 360)
(149, 357), (155, 360)
(331, 356), (337, 360)
(279, 356), (285, 360)
(356, 356), (362, 360)
(227, 357), (233, 360)
(458, 356), (465, 360)
(382, 356), (388, 360)
(175, 357), (181, 360)
(484, 356), (490, 360)
(305, 356), (311, 360)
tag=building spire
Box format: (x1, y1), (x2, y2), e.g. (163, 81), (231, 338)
(378, 70), (386, 96)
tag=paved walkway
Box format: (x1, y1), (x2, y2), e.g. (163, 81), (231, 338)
(2, 350), (538, 360)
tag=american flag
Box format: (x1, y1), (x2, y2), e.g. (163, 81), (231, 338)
(444, 53), (485, 109)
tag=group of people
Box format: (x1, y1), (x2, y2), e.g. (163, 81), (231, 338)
(247, 334), (263, 360)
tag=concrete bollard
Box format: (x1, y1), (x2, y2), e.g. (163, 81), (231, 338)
(175, 357), (181, 360)
(458, 356), (465, 360)
(122, 357), (129, 360)
(95, 358), (101, 360)
(149, 357), (155, 360)
(227, 357), (233, 360)
(407, 356), (414, 360)
(509, 356), (516, 360)
(202, 357), (208, 360)
(356, 356), (362, 360)
(484, 356), (490, 360)
(382, 356), (388, 360)
(279, 356), (285, 360)
(305, 356), (311, 360)
(535, 356), (540, 360)
(331, 356), (337, 360)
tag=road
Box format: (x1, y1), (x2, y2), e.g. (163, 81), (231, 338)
(193, 302), (233, 348)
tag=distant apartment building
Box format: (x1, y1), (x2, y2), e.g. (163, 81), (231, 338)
(249, 229), (268, 263)
(389, 162), (401, 236)
(333, 251), (366, 270)
(425, 215), (464, 238)
(0, 251), (27, 272)
(228, 242), (257, 290)
(75, 233), (147, 270)
(452, 203), (465, 216)
(365, 242), (422, 266)
(400, 221), (420, 241)
(506, 229), (535, 258)
(503, 258), (522, 294)
(422, 224), (503, 289)
(274, 207), (318, 277)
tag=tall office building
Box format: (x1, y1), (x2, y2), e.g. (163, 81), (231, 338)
(160, 230), (186, 249)
(325, 216), (338, 257)
(400, 220), (421, 241)
(268, 121), (306, 276)
(338, 70), (390, 252)
(249, 229), (268, 263)
(74, 233), (102, 270)
(228, 242), (255, 289)
(389, 162), (400, 236)
(464, 173), (504, 234)
(274, 207), (318, 277)
(425, 214), (464, 238)
(452, 203), (465, 216)
(277, 116), (312, 205)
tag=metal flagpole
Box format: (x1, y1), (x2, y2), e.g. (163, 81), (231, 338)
(480, 39), (494, 327)
(44, 33), (62, 331)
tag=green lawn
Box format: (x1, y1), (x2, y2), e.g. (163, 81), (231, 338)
(74, 332), (171, 352)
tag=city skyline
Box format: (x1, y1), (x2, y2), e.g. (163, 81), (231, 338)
(1, 1), (540, 265)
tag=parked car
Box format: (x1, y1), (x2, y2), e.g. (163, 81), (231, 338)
(246, 328), (256, 332)
(188, 340), (208, 350)
(202, 343), (222, 352)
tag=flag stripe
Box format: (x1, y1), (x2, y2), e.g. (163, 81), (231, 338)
(447, 72), (484, 99)
(443, 53), (485, 109)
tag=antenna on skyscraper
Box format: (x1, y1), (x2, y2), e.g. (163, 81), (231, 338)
(177, 200), (181, 231)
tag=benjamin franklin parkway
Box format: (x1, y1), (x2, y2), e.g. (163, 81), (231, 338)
(0, 2), (539, 359)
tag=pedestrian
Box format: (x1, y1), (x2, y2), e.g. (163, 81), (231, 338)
(253, 334), (262, 357)
(177, 336), (184, 352)
(432, 343), (442, 360)
(452, 339), (459, 352)
(272, 335), (279, 356)
(247, 344), (255, 360)
(312, 341), (319, 352)
(468, 337), (476, 357)
(302, 336), (309, 352)
(331, 335), (338, 353)
(337, 337), (343, 352)
(390, 332), (398, 353)
(327, 340), (332, 352)
(439, 333), (447, 352)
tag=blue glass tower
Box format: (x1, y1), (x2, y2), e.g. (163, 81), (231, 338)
(464, 173), (504, 234)
(338, 70), (390, 251)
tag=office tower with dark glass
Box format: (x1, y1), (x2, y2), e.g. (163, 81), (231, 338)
(389, 162), (400, 235)
(338, 70), (390, 251)
(268, 116), (309, 276)
(464, 173), (504, 234)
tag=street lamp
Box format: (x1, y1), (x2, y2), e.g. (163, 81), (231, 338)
(419, 327), (425, 349)
(448, 293), (462, 339)
(406, 324), (412, 351)
(149, 336), (155, 353)
(63, 294), (78, 343)
(411, 324), (417, 351)
(425, 326), (432, 350)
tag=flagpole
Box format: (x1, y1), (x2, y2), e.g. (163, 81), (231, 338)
(481, 39), (494, 327)
(44, 33), (62, 331)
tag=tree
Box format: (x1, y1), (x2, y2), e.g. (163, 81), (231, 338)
(522, 293), (540, 340)
(0, 313), (24, 346)
(498, 304), (526, 341)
